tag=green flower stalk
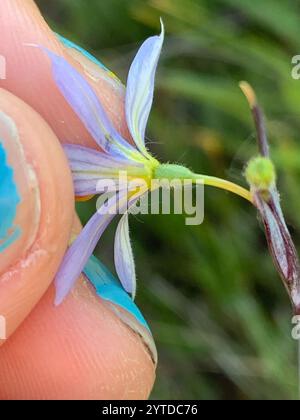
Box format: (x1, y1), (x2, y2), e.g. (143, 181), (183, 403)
(155, 164), (252, 202)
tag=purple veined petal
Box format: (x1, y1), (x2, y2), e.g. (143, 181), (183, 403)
(73, 168), (147, 196)
(114, 188), (149, 298)
(74, 179), (99, 196)
(55, 191), (129, 305)
(64, 144), (147, 196)
(63, 144), (143, 168)
(74, 179), (129, 196)
(71, 165), (127, 179)
(74, 178), (129, 196)
(114, 213), (137, 299)
(43, 49), (137, 159)
(70, 161), (145, 178)
(125, 20), (164, 157)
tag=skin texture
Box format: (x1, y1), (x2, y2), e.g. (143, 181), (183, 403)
(0, 0), (155, 399)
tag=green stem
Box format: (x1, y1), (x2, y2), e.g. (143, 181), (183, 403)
(193, 174), (252, 203)
(153, 163), (252, 203)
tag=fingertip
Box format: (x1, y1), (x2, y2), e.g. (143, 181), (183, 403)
(0, 88), (74, 339)
(0, 279), (156, 399)
(0, 96), (40, 273)
(0, 0), (130, 149)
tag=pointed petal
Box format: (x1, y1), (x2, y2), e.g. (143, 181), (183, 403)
(73, 177), (130, 196)
(63, 144), (146, 196)
(73, 179), (106, 196)
(113, 189), (149, 298)
(73, 170), (146, 197)
(114, 213), (136, 298)
(125, 21), (164, 155)
(44, 49), (136, 158)
(55, 192), (124, 305)
(63, 144), (142, 168)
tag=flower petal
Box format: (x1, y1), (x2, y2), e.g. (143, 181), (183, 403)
(73, 179), (103, 196)
(64, 144), (146, 196)
(114, 213), (136, 298)
(125, 20), (164, 156)
(113, 189), (149, 298)
(73, 173), (146, 197)
(55, 192), (125, 305)
(71, 168), (146, 197)
(74, 177), (129, 196)
(63, 144), (142, 168)
(44, 49), (136, 158)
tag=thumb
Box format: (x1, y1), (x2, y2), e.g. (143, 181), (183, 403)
(0, 88), (74, 341)
(0, 0), (129, 149)
(0, 1), (157, 399)
(0, 89), (157, 399)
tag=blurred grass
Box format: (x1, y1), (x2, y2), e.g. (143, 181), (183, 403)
(37, 0), (300, 400)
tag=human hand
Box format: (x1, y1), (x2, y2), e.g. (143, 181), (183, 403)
(0, 0), (156, 400)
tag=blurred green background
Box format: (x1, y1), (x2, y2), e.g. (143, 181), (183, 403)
(37, 0), (300, 400)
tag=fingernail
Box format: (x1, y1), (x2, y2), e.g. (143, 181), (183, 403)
(83, 255), (157, 366)
(0, 111), (40, 273)
(56, 33), (122, 86)
(56, 33), (129, 139)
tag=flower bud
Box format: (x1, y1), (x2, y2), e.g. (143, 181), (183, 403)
(245, 156), (276, 191)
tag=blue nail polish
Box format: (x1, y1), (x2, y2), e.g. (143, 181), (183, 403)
(83, 255), (151, 332)
(0, 142), (20, 252)
(56, 33), (109, 71)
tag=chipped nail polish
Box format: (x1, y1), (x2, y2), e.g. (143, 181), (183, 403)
(0, 111), (41, 272)
(56, 33), (122, 85)
(83, 255), (157, 365)
(0, 142), (20, 252)
(56, 33), (109, 71)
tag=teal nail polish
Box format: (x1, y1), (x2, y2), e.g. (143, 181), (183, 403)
(0, 142), (20, 252)
(83, 255), (151, 332)
(56, 33), (109, 72)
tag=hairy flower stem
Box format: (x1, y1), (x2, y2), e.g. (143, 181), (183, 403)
(154, 163), (252, 202)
